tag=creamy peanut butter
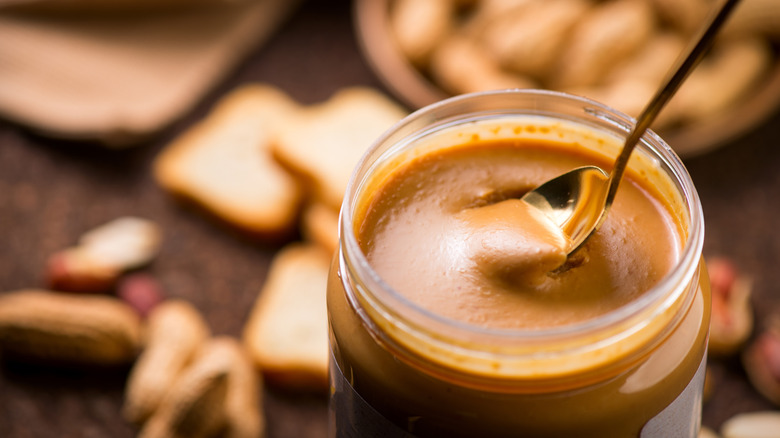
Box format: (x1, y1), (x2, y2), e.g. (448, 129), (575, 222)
(459, 198), (569, 285)
(357, 138), (679, 330)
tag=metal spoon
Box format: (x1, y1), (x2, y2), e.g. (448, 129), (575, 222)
(521, 0), (741, 257)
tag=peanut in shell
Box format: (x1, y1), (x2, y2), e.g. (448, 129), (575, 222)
(0, 289), (141, 365)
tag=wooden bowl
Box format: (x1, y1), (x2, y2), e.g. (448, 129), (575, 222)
(354, 0), (780, 158)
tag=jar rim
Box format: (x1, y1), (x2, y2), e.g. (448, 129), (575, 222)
(339, 89), (705, 346)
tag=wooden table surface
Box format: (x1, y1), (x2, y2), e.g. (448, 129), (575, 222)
(1, 0), (779, 436)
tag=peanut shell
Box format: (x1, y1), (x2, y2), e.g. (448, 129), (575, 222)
(391, 0), (454, 66)
(430, 34), (536, 95)
(742, 319), (780, 407)
(138, 338), (234, 438)
(721, 411), (780, 438)
(219, 337), (265, 438)
(480, 0), (588, 78)
(0, 289), (141, 364)
(123, 299), (211, 424)
(552, 0), (655, 89)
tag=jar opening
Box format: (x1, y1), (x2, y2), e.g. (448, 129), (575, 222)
(338, 90), (704, 384)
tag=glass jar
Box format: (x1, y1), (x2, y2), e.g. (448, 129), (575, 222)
(327, 90), (709, 438)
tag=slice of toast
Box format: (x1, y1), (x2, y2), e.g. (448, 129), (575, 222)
(301, 202), (340, 257)
(272, 87), (407, 211)
(242, 243), (330, 391)
(154, 84), (303, 238)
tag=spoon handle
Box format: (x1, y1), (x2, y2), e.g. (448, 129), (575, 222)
(604, 0), (742, 207)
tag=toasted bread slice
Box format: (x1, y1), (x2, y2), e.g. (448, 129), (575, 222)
(272, 87), (407, 211)
(154, 84), (303, 238)
(242, 243), (330, 391)
(301, 202), (340, 257)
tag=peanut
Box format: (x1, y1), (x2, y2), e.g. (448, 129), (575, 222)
(671, 38), (772, 123)
(46, 248), (119, 293)
(77, 217), (161, 269)
(123, 299), (211, 424)
(0, 289), (141, 364)
(721, 411), (780, 438)
(47, 216), (162, 293)
(552, 0), (655, 89)
(591, 32), (686, 127)
(569, 78), (659, 122)
(430, 34), (536, 96)
(706, 257), (754, 357)
(722, 0), (780, 40)
(479, 0), (588, 78)
(219, 337), (265, 438)
(700, 426), (721, 438)
(390, 0), (454, 66)
(459, 0), (537, 37)
(138, 338), (233, 438)
(606, 32), (686, 86)
(116, 273), (164, 318)
(649, 0), (710, 34)
(742, 316), (780, 407)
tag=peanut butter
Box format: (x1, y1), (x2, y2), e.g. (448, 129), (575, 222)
(357, 138), (678, 330)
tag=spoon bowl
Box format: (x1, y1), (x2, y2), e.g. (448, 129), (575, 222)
(521, 166), (609, 254)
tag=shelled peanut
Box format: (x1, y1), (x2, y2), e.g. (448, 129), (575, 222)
(117, 273), (165, 319)
(389, 0), (779, 130)
(46, 216), (162, 293)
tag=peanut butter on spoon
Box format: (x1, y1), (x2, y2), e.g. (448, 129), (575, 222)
(459, 199), (570, 286)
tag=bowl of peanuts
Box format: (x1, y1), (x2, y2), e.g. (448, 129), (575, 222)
(355, 0), (780, 157)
